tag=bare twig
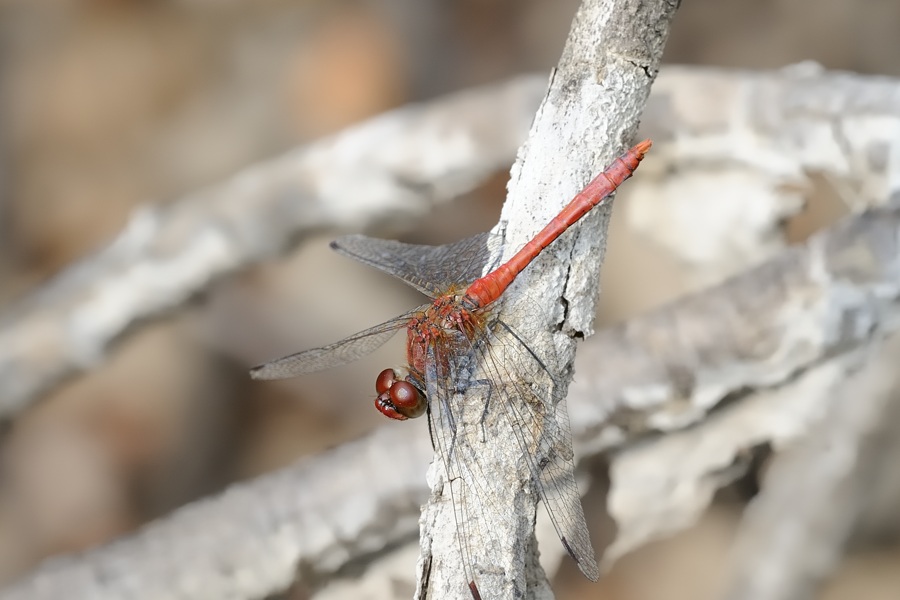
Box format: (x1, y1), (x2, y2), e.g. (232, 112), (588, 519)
(0, 76), (548, 420)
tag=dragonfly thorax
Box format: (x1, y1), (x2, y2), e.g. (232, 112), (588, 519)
(406, 295), (486, 376)
(373, 293), (488, 423)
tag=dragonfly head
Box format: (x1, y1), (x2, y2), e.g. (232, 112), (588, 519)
(374, 367), (427, 420)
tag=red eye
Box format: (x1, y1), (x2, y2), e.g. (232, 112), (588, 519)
(391, 381), (426, 419)
(374, 392), (407, 421)
(375, 368), (396, 395)
(390, 381), (417, 408)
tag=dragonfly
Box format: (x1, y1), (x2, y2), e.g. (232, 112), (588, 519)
(251, 139), (651, 598)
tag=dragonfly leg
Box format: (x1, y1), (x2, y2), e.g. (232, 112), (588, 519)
(424, 402), (438, 453)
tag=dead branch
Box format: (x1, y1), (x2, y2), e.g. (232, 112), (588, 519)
(720, 332), (900, 600)
(586, 201), (900, 568)
(0, 425), (434, 600)
(416, 0), (675, 598)
(632, 62), (900, 288)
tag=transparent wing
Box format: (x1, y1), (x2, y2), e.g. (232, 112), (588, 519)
(422, 308), (597, 595)
(423, 329), (486, 598)
(249, 308), (423, 380)
(476, 318), (599, 581)
(331, 233), (499, 298)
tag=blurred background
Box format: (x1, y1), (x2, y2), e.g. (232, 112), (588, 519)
(1, 0), (899, 598)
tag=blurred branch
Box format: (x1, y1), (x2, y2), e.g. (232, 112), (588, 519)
(4, 188), (899, 600)
(0, 76), (548, 420)
(720, 332), (900, 600)
(567, 64), (900, 574)
(578, 198), (900, 568)
(1, 425), (434, 600)
(629, 61), (900, 292)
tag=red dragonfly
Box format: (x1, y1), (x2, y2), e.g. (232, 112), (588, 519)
(251, 139), (651, 598)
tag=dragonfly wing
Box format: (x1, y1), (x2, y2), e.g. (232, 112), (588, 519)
(249, 309), (421, 380)
(476, 319), (599, 581)
(423, 331), (488, 598)
(331, 233), (499, 298)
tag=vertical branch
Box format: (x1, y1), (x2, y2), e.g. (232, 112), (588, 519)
(418, 1), (678, 599)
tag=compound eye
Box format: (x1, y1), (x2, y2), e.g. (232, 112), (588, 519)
(375, 368), (396, 395)
(391, 381), (426, 419)
(374, 391), (408, 421)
